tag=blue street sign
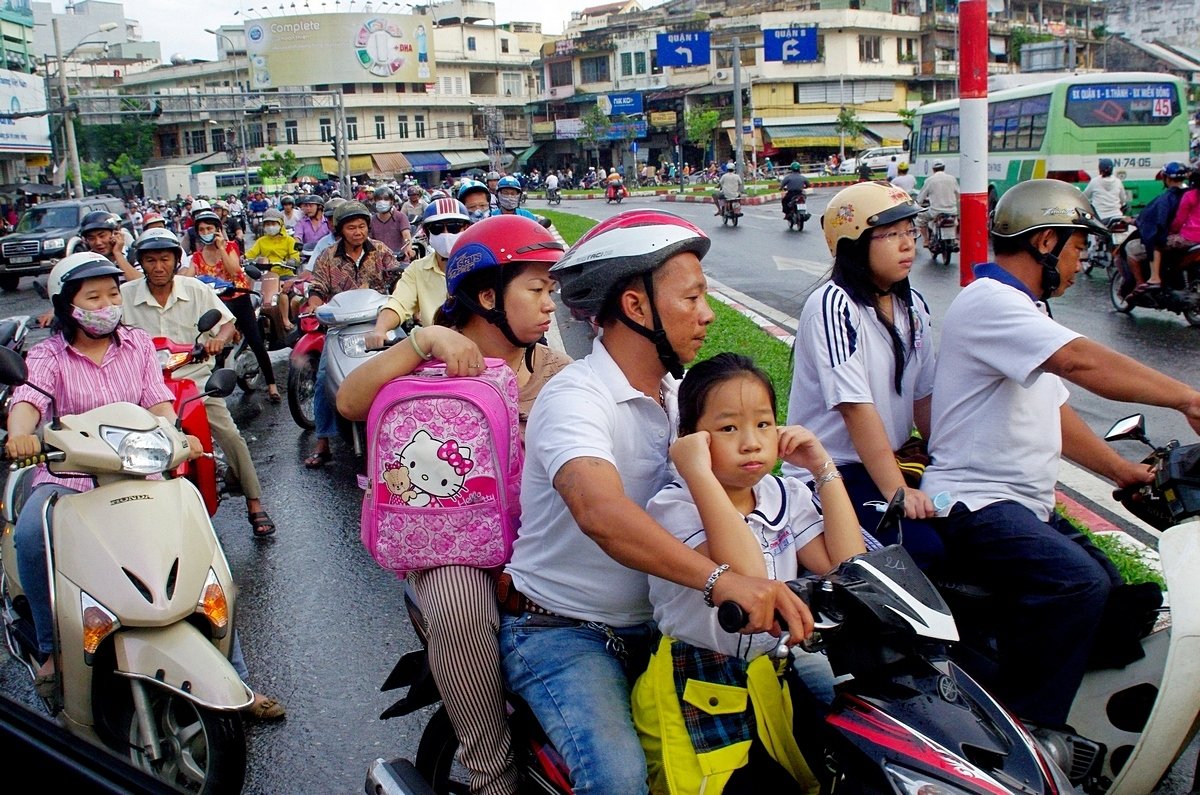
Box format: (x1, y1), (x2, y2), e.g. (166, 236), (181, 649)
(763, 27), (818, 63)
(656, 31), (711, 68)
(753, 117), (763, 128)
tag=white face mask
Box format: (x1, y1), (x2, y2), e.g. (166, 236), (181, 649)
(429, 231), (461, 258)
(263, 224), (281, 236)
(375, 201), (393, 214)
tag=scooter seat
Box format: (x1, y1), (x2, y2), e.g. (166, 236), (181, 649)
(0, 320), (18, 349)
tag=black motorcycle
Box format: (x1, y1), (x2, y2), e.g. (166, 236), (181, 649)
(1109, 234), (1200, 327)
(783, 190), (811, 232)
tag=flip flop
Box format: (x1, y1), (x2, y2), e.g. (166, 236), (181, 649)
(249, 510), (276, 537)
(304, 450), (333, 469)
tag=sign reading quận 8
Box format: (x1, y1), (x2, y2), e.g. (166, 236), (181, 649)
(763, 28), (818, 63)
(655, 32), (711, 68)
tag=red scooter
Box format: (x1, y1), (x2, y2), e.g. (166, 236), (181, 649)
(154, 308), (225, 516)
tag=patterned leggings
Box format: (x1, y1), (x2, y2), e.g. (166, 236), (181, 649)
(406, 565), (518, 795)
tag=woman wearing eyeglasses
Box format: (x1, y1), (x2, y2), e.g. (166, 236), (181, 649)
(784, 182), (944, 570)
(364, 197), (473, 351)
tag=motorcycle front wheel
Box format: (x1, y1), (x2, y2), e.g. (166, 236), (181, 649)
(1110, 269), (1135, 314)
(287, 350), (320, 430)
(118, 685), (246, 794)
(415, 706), (471, 794)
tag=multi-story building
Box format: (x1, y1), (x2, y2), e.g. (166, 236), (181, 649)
(95, 0), (547, 190)
(0, 1), (48, 185)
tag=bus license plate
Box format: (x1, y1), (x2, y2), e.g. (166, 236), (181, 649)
(8, 256), (32, 264)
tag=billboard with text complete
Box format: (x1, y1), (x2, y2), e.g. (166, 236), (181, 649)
(244, 13), (435, 88)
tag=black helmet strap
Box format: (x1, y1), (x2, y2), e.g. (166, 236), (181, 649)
(1024, 227), (1073, 307)
(454, 288), (528, 350)
(616, 271), (684, 380)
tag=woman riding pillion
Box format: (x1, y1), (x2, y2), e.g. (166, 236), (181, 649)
(339, 215), (571, 795)
(180, 210), (281, 402)
(786, 182), (944, 569)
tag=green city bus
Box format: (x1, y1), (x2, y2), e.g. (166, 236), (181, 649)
(910, 72), (1190, 211)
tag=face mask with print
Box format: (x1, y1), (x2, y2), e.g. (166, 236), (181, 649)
(497, 194), (520, 211)
(375, 200), (393, 214)
(199, 232), (216, 245)
(468, 208), (488, 223)
(71, 303), (122, 337)
(429, 231), (461, 258)
(263, 224), (281, 236)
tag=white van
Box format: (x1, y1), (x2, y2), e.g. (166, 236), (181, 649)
(839, 146), (909, 175)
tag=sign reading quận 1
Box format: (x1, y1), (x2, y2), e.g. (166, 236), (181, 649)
(656, 32), (711, 68)
(244, 13), (436, 89)
(763, 27), (818, 63)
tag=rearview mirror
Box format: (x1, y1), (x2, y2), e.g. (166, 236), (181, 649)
(204, 368), (237, 399)
(243, 263), (263, 281)
(1104, 414), (1148, 445)
(0, 345), (27, 386)
(197, 308), (224, 335)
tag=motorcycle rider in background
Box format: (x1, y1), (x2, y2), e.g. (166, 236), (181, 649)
(713, 162), (743, 217)
(916, 160), (959, 250)
(365, 198), (472, 350)
(294, 194), (330, 255)
(280, 194), (302, 232)
(458, 179), (493, 224)
(922, 179), (1200, 731)
(890, 161), (917, 195)
(1083, 158), (1131, 226)
(80, 211), (138, 282)
(484, 171), (502, 210)
(779, 161), (810, 220)
(490, 176), (537, 221)
(369, 186), (413, 261)
(401, 184), (428, 224)
(122, 229), (280, 539)
(1126, 161), (1189, 293)
(302, 201), (400, 469)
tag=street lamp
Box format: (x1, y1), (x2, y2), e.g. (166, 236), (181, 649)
(205, 29), (251, 196)
(53, 19), (118, 198)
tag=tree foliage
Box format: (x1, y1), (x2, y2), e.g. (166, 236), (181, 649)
(109, 152), (141, 180)
(257, 147), (299, 181)
(578, 105), (610, 153)
(70, 161), (109, 191)
(684, 107), (721, 148)
(76, 120), (155, 168)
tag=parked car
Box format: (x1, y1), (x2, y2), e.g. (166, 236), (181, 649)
(0, 195), (128, 292)
(839, 146), (909, 176)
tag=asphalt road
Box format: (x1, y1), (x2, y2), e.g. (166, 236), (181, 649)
(0, 194), (1196, 792)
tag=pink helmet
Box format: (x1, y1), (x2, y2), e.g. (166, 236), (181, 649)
(550, 209), (709, 318)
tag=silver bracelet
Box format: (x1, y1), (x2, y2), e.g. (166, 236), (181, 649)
(703, 563), (730, 608)
(814, 468), (843, 489)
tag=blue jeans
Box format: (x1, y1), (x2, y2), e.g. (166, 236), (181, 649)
(938, 500), (1122, 727)
(313, 345), (338, 440)
(14, 484), (79, 655)
(499, 613), (657, 794)
(839, 463), (945, 571)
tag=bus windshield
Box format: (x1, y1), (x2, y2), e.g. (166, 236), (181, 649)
(1064, 82), (1180, 128)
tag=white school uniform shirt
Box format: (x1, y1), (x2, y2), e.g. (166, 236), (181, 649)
(922, 271), (1081, 521)
(505, 337), (678, 626)
(647, 475), (825, 660)
(783, 283), (935, 479)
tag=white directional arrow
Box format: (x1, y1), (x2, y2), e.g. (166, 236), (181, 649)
(773, 255), (829, 276)
(782, 39), (800, 60)
(674, 46), (693, 64)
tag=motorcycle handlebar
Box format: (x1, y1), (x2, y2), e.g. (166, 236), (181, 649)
(7, 450), (66, 471)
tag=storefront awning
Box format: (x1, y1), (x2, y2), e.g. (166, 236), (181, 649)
(513, 142), (542, 167)
(766, 124), (864, 149)
(292, 163), (328, 181)
(404, 151), (451, 173)
(724, 128), (764, 150)
(864, 123), (911, 147)
(372, 152), (412, 176)
(443, 150), (490, 169)
(319, 155), (375, 175)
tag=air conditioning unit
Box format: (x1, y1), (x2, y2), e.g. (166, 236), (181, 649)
(715, 70), (729, 81)
(549, 87), (559, 97)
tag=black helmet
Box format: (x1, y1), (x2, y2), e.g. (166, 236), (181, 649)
(80, 211), (121, 236)
(333, 200), (372, 231)
(298, 194), (325, 207)
(373, 186), (395, 201)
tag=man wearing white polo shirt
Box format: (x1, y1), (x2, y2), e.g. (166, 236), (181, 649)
(924, 179), (1200, 731)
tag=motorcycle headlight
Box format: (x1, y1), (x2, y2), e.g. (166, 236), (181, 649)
(883, 763), (977, 795)
(339, 332), (372, 357)
(100, 426), (174, 474)
(43, 238), (65, 251)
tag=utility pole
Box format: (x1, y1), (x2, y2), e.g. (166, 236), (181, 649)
(52, 18), (85, 199)
(335, 89), (351, 196)
(732, 36), (744, 179)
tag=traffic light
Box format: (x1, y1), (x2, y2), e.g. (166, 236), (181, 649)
(330, 134), (339, 158)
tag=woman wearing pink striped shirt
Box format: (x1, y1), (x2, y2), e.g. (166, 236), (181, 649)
(5, 252), (198, 700)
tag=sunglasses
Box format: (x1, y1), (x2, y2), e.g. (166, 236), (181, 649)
(425, 221), (468, 235)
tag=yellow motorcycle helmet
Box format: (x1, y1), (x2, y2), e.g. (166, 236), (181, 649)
(821, 181), (920, 257)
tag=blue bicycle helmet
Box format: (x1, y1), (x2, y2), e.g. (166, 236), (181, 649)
(496, 176), (522, 192)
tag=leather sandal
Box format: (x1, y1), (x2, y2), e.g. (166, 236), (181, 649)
(243, 693), (286, 722)
(249, 510), (276, 537)
(304, 450), (333, 469)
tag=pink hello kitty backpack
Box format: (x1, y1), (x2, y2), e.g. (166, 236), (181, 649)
(360, 357), (523, 574)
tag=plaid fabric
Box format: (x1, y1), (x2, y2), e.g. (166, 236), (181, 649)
(670, 640), (754, 755)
